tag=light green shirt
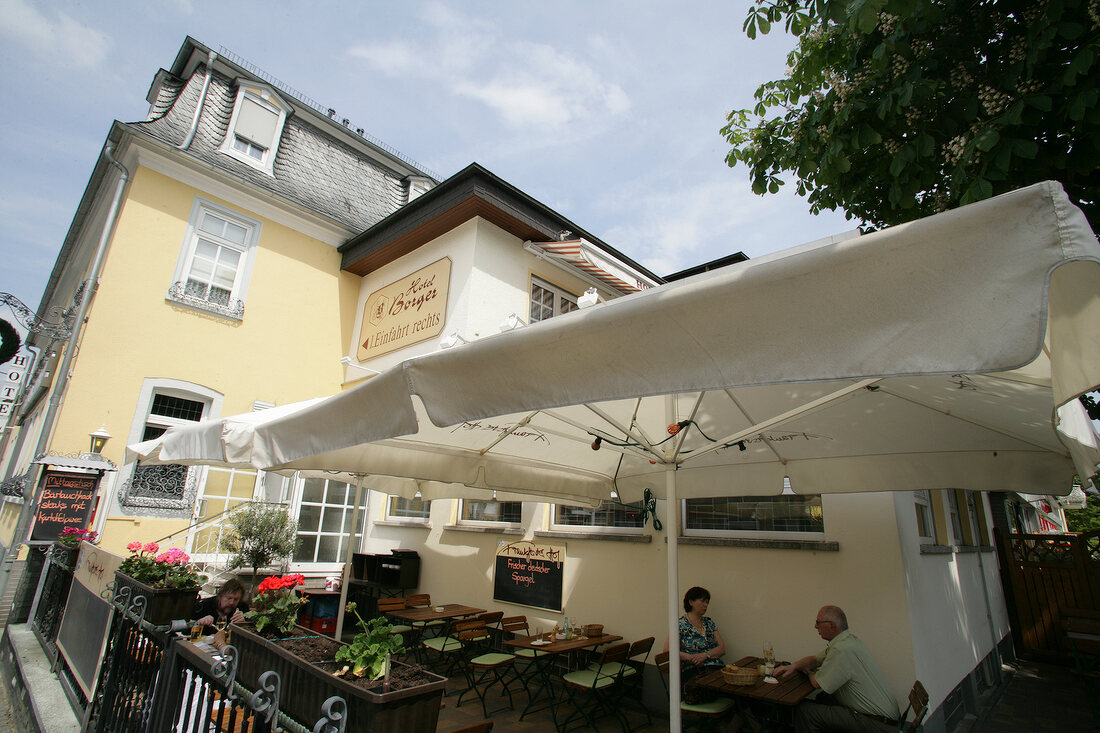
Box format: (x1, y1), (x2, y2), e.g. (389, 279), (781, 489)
(814, 630), (900, 720)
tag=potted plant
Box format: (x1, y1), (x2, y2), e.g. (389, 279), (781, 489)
(231, 579), (445, 731)
(55, 526), (97, 568)
(114, 542), (207, 625)
(334, 602), (405, 679)
(224, 502), (299, 594)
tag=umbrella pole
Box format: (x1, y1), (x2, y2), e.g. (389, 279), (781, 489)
(666, 464), (682, 733)
(335, 476), (366, 640)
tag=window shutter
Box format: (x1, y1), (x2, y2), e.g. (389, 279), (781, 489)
(235, 96), (278, 147)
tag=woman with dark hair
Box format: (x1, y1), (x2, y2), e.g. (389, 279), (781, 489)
(663, 586), (727, 680)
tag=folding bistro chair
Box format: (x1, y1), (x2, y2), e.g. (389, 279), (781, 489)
(422, 617), (474, 676)
(406, 593), (446, 638)
(500, 615), (545, 701)
(655, 651), (736, 733)
(375, 596), (415, 661)
(454, 618), (517, 718)
(476, 610), (505, 650)
(558, 641), (631, 732)
(898, 680), (929, 733)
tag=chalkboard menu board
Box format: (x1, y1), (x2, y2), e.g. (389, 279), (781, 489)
(493, 540), (565, 612)
(31, 471), (99, 541)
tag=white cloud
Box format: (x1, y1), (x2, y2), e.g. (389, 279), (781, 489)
(344, 4), (629, 134)
(0, 0), (111, 68)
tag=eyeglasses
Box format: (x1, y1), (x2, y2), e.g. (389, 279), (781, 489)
(814, 619), (833, 627)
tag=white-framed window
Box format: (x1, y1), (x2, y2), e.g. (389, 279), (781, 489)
(946, 489), (965, 544)
(459, 499), (522, 527)
(119, 379), (222, 512)
(914, 490), (934, 542)
(386, 496), (431, 523)
(552, 501), (644, 533)
(219, 82), (288, 174)
(167, 199), (261, 320)
(291, 477), (367, 566)
(682, 496), (825, 539)
(530, 277), (579, 323)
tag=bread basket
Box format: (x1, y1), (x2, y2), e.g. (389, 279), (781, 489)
(585, 624), (604, 637)
(721, 665), (759, 686)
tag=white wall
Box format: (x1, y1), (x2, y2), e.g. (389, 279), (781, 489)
(362, 490), (921, 706)
(894, 491), (1008, 712)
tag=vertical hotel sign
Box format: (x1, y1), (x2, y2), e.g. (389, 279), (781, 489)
(357, 258), (450, 361)
(1, 317), (32, 421)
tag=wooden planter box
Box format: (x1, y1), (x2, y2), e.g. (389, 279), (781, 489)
(113, 571), (198, 626)
(231, 623), (445, 731)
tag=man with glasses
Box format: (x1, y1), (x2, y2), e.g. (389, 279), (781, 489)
(775, 606), (900, 732)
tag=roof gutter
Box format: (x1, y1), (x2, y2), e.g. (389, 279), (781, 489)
(177, 50), (216, 151)
(0, 142), (130, 588)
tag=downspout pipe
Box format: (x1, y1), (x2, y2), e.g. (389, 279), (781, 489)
(177, 50), (216, 151)
(0, 142), (130, 592)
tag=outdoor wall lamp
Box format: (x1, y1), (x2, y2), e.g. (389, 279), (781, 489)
(439, 331), (469, 349)
(88, 425), (111, 455)
(498, 313), (527, 332)
(578, 288), (600, 309)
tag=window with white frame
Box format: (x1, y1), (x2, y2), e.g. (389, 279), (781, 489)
(460, 499), (522, 526)
(530, 277), (578, 323)
(119, 381), (220, 511)
(167, 199), (261, 319)
(386, 496), (431, 522)
(553, 501), (644, 532)
(683, 496), (825, 538)
(946, 489), (965, 544)
(292, 477), (366, 564)
(219, 83), (288, 173)
(914, 490), (934, 542)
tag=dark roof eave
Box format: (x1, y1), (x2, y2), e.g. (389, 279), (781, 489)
(340, 163), (662, 284)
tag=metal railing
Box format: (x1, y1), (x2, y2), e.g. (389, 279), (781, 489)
(84, 584), (346, 732)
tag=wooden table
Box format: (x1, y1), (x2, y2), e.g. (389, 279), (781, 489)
(504, 632), (624, 722)
(386, 603), (486, 624)
(695, 655), (815, 730)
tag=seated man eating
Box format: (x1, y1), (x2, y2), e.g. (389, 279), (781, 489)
(775, 605), (900, 733)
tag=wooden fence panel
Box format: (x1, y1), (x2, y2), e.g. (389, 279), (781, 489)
(996, 530), (1100, 661)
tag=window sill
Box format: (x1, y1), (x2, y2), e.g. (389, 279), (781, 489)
(676, 536), (838, 551)
(535, 530), (651, 543)
(374, 520), (431, 529)
(165, 286), (244, 321)
(920, 544), (955, 555)
(444, 524), (524, 536)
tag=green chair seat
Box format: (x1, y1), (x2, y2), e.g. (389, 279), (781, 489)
(470, 652), (514, 666)
(563, 669), (617, 690)
(513, 647), (548, 658)
(682, 697), (736, 715)
(423, 635), (461, 652)
(389, 624), (412, 635)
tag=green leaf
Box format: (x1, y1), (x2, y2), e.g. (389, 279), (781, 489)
(974, 128), (1000, 152)
(1029, 96), (1053, 112)
(1014, 140), (1038, 159)
(858, 3), (880, 34)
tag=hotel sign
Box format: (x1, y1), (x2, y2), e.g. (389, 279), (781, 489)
(357, 258), (450, 362)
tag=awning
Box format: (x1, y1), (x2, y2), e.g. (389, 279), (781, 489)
(33, 454), (118, 472)
(525, 239), (658, 294)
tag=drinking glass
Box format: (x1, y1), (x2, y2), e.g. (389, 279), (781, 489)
(763, 640), (775, 675)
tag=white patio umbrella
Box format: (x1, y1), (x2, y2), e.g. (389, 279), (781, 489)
(241, 181), (1099, 731)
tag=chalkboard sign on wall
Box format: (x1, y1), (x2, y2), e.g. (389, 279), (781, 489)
(493, 541), (565, 612)
(31, 471), (99, 541)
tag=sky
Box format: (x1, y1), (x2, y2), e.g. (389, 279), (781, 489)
(0, 0), (858, 315)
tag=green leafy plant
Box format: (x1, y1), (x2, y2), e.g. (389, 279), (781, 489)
(224, 502), (299, 592)
(244, 573), (307, 636)
(334, 602), (406, 679)
(723, 0), (1100, 230)
(119, 542), (206, 589)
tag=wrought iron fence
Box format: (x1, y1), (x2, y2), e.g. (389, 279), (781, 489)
(28, 544), (76, 664)
(85, 583), (347, 732)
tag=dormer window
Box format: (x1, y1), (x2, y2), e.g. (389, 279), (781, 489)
(406, 176), (433, 204)
(220, 82), (289, 174)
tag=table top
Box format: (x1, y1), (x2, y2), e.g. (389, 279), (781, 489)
(695, 656), (815, 707)
(504, 632), (623, 654)
(387, 603), (486, 622)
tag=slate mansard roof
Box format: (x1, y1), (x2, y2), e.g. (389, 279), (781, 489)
(130, 40), (434, 233)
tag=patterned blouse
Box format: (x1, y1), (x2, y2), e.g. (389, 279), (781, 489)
(679, 616), (723, 666)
